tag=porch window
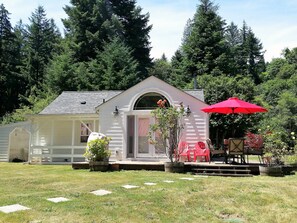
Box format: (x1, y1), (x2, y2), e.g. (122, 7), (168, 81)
(80, 123), (92, 143)
(134, 93), (170, 110)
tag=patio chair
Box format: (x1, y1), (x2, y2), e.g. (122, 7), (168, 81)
(193, 141), (210, 162)
(206, 138), (226, 163)
(245, 132), (264, 163)
(227, 138), (245, 164)
(175, 141), (190, 162)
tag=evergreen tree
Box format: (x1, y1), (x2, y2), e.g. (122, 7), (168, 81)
(63, 0), (152, 80)
(170, 49), (189, 88)
(225, 22), (241, 76)
(89, 37), (139, 90)
(110, 0), (152, 77)
(24, 6), (61, 95)
(182, 0), (228, 83)
(45, 41), (85, 94)
(63, 0), (111, 62)
(0, 4), (23, 116)
(149, 54), (172, 82)
(244, 27), (265, 84)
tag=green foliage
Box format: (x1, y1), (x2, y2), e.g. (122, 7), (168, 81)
(191, 74), (261, 144)
(24, 6), (61, 96)
(148, 100), (185, 163)
(149, 54), (172, 82)
(1, 87), (57, 124)
(182, 0), (228, 78)
(0, 4), (25, 116)
(63, 0), (152, 78)
(90, 37), (140, 90)
(84, 137), (111, 161)
(259, 127), (296, 165)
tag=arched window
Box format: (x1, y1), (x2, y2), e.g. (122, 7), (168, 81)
(133, 93), (170, 110)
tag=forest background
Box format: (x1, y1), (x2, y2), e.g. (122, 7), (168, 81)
(0, 0), (296, 146)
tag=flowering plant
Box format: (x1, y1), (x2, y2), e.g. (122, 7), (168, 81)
(260, 126), (292, 166)
(148, 99), (185, 163)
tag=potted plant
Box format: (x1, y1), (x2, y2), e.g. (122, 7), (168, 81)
(259, 127), (290, 176)
(84, 136), (111, 171)
(148, 99), (185, 173)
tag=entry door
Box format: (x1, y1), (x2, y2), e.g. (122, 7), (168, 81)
(135, 116), (165, 158)
(136, 116), (152, 157)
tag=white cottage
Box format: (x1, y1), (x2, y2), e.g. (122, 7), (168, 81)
(0, 76), (209, 164)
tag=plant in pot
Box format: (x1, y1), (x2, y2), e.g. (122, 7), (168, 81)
(259, 127), (290, 176)
(285, 132), (297, 170)
(84, 136), (111, 171)
(148, 99), (185, 173)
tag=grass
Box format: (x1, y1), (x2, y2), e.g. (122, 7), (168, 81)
(0, 163), (296, 223)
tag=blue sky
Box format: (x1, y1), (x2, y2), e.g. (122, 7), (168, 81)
(2, 0), (297, 62)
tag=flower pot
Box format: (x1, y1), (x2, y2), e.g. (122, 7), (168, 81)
(89, 161), (109, 172)
(164, 162), (184, 173)
(259, 165), (283, 177)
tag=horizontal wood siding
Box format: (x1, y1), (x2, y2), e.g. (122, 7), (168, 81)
(99, 112), (124, 160)
(30, 117), (98, 164)
(0, 122), (30, 162)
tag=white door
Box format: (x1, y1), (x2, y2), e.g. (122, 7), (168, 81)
(135, 116), (165, 158)
(136, 116), (151, 157)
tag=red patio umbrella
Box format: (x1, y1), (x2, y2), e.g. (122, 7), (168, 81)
(201, 97), (268, 114)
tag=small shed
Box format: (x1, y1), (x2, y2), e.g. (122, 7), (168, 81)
(0, 122), (31, 162)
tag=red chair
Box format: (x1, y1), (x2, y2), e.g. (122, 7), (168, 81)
(193, 141), (210, 162)
(175, 141), (190, 162)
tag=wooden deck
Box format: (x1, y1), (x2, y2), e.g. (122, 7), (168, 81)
(72, 161), (262, 176)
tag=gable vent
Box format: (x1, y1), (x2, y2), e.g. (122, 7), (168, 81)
(80, 101), (86, 105)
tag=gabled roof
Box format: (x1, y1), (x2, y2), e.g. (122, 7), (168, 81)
(40, 91), (122, 115)
(185, 90), (204, 102)
(39, 76), (205, 115)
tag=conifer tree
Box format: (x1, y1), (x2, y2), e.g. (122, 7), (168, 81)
(0, 4), (23, 116)
(182, 0), (228, 83)
(63, 0), (152, 80)
(24, 6), (61, 95)
(89, 37), (139, 90)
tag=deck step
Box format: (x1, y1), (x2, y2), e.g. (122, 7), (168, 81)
(195, 172), (253, 177)
(193, 168), (251, 173)
(192, 166), (252, 177)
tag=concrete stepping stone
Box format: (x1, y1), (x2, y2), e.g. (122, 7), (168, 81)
(180, 177), (195, 181)
(0, 204), (30, 213)
(144, 182), (157, 186)
(47, 197), (70, 203)
(122, 184), (139, 189)
(163, 180), (174, 183)
(194, 175), (209, 178)
(91, 189), (112, 196)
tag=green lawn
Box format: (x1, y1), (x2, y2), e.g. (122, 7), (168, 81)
(0, 163), (296, 223)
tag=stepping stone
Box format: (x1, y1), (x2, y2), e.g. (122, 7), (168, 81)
(194, 175), (209, 178)
(144, 182), (157, 186)
(0, 204), (30, 213)
(91, 189), (112, 196)
(122, 184), (139, 189)
(163, 180), (174, 183)
(47, 197), (70, 203)
(180, 177), (195, 181)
